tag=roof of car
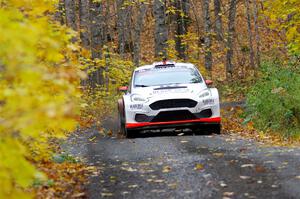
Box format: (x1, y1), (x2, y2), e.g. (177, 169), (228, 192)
(135, 61), (196, 72)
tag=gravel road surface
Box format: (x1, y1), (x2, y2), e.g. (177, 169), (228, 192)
(64, 115), (300, 199)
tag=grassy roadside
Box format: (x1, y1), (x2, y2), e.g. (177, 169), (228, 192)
(221, 106), (300, 146)
(219, 76), (300, 146)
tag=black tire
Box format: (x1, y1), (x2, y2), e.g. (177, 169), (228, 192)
(117, 99), (138, 138)
(125, 129), (137, 138)
(117, 99), (126, 137)
(212, 124), (221, 134)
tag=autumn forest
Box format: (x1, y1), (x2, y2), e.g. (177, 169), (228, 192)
(1, 0), (300, 198)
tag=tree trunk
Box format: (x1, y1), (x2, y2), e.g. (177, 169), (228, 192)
(203, 0), (213, 73)
(104, 0), (111, 91)
(65, 0), (78, 31)
(253, 0), (261, 68)
(226, 0), (237, 78)
(90, 0), (105, 85)
(153, 0), (168, 59)
(116, 0), (132, 58)
(190, 0), (201, 59)
(133, 3), (148, 66)
(175, 0), (190, 60)
(55, 0), (65, 25)
(90, 1), (104, 59)
(245, 0), (255, 69)
(79, 0), (90, 48)
(213, 0), (223, 41)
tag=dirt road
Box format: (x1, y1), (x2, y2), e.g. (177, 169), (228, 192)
(64, 116), (300, 199)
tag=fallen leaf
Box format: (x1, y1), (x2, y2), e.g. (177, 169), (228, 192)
(72, 193), (85, 198)
(121, 167), (137, 172)
(139, 162), (150, 166)
(168, 183), (177, 189)
(255, 165), (266, 173)
(89, 136), (96, 142)
(162, 166), (171, 173)
(240, 176), (251, 180)
(223, 192), (234, 197)
(128, 184), (138, 188)
(194, 163), (204, 171)
(184, 190), (193, 194)
(264, 160), (274, 164)
(241, 164), (255, 168)
(101, 192), (114, 197)
(213, 152), (224, 157)
(107, 130), (113, 136)
(206, 181), (212, 186)
(154, 179), (165, 183)
(220, 181), (227, 187)
(110, 176), (117, 180)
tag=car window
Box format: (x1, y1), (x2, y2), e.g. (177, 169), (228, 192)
(134, 67), (203, 87)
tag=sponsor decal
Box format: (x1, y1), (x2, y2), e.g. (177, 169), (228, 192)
(203, 99), (214, 105)
(130, 104), (143, 109)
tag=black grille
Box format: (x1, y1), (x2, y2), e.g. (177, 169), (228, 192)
(150, 99), (197, 110)
(152, 110), (197, 122)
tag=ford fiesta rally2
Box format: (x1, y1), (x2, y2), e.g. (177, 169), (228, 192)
(118, 61), (221, 137)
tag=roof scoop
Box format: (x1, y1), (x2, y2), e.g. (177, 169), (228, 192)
(153, 60), (176, 68)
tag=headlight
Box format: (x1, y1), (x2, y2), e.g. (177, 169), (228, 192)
(199, 90), (211, 98)
(131, 94), (147, 102)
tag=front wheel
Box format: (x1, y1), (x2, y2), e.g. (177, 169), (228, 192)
(118, 111), (134, 138)
(118, 99), (126, 137)
(211, 124), (221, 134)
(125, 129), (137, 138)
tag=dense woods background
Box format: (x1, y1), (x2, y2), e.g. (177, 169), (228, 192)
(0, 0), (299, 198)
(58, 0), (290, 85)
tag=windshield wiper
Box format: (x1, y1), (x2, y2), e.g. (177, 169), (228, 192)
(135, 84), (149, 87)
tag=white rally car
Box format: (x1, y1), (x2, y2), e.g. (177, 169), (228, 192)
(118, 61), (221, 137)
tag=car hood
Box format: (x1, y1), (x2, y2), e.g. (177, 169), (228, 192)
(131, 83), (207, 98)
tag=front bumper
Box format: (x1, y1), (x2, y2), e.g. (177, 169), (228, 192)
(124, 90), (220, 130)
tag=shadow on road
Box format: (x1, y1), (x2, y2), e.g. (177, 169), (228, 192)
(127, 129), (216, 139)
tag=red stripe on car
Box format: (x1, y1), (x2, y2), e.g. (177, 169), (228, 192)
(126, 117), (221, 129)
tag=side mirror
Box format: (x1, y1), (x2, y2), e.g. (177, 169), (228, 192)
(205, 80), (213, 85)
(118, 86), (128, 92)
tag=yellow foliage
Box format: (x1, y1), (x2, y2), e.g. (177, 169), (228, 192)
(165, 32), (207, 76)
(264, 0), (300, 55)
(80, 53), (134, 128)
(0, 0), (82, 198)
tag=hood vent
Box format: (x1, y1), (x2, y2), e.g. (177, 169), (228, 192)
(154, 86), (187, 90)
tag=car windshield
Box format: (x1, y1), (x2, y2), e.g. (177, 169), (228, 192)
(134, 67), (202, 87)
